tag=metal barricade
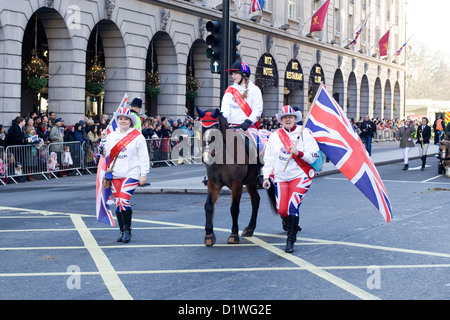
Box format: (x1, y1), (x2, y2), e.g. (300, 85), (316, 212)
(47, 141), (83, 178)
(82, 141), (100, 174)
(4, 144), (49, 183)
(0, 146), (6, 185)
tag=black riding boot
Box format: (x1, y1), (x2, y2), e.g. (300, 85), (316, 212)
(402, 163), (409, 170)
(285, 215), (300, 253)
(116, 211), (125, 242)
(122, 209), (132, 243)
(421, 156), (426, 171)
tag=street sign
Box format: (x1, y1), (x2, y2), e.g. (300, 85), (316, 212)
(211, 60), (221, 74)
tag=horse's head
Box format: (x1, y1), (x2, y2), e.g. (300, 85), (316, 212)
(440, 140), (450, 159)
(196, 107), (225, 164)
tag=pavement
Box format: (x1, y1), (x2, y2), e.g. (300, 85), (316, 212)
(134, 141), (440, 194)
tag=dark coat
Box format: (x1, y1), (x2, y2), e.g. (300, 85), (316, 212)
(6, 124), (26, 146)
(359, 120), (376, 138)
(416, 124), (431, 145)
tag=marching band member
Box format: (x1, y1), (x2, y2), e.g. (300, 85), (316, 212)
(262, 106), (320, 253)
(102, 107), (149, 243)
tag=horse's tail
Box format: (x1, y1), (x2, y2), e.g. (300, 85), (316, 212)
(265, 182), (278, 215)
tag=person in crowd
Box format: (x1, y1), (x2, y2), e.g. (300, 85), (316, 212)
(262, 105), (320, 253)
(398, 119), (416, 170)
(101, 107), (150, 243)
(444, 118), (450, 140)
(0, 124), (6, 148)
(416, 117), (431, 171)
(129, 97), (143, 132)
(359, 115), (376, 156)
(7, 117), (27, 146)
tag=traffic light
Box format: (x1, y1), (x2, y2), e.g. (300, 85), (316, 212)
(205, 20), (223, 61)
(230, 22), (241, 64)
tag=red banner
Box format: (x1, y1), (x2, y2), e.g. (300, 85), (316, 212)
(310, 0), (330, 33)
(378, 30), (390, 57)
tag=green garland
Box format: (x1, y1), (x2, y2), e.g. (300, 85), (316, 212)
(25, 50), (48, 92)
(186, 73), (200, 101)
(86, 63), (105, 95)
(146, 70), (161, 98)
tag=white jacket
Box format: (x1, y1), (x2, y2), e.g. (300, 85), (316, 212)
(262, 126), (320, 182)
(104, 128), (150, 180)
(221, 81), (263, 125)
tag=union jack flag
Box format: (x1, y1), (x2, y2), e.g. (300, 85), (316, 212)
(107, 93), (128, 135)
(96, 157), (115, 226)
(305, 84), (393, 223)
(395, 40), (409, 56)
(348, 16), (369, 46)
(249, 0), (265, 14)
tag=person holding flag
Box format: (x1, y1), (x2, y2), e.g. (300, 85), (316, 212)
(262, 105), (320, 253)
(100, 106), (150, 243)
(415, 117), (431, 171)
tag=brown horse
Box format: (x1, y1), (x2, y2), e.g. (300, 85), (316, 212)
(439, 140), (450, 177)
(197, 107), (272, 246)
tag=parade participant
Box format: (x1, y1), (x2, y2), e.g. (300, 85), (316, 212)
(359, 115), (376, 156)
(416, 117), (431, 171)
(221, 61), (263, 130)
(398, 119), (416, 170)
(203, 61), (264, 185)
(102, 107), (149, 243)
(262, 105), (320, 253)
(129, 97), (143, 132)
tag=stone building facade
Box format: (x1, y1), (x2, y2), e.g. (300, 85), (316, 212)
(0, 0), (405, 127)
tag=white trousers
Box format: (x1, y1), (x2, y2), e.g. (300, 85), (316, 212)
(417, 143), (429, 157)
(402, 147), (411, 164)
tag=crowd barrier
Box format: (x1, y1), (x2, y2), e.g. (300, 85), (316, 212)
(0, 135), (201, 185)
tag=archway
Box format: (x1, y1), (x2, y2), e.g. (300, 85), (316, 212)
(347, 72), (357, 119)
(384, 79), (392, 119)
(374, 78), (382, 119)
(360, 75), (370, 119)
(186, 39), (220, 117)
(151, 31), (179, 117)
(284, 59), (304, 112)
(332, 69), (344, 109)
(393, 81), (401, 119)
(255, 53), (279, 117)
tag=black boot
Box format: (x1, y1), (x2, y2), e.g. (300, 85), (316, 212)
(116, 211), (125, 242)
(122, 209), (132, 243)
(402, 164), (408, 170)
(421, 156), (426, 171)
(285, 215), (300, 253)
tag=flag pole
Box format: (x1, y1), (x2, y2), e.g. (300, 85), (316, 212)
(105, 93), (128, 134)
(282, 83), (323, 172)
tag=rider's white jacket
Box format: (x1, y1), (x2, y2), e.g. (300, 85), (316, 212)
(262, 126), (320, 182)
(104, 127), (150, 180)
(221, 81), (263, 125)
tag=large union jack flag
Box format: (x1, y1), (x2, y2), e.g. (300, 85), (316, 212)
(249, 0), (265, 14)
(305, 84), (393, 223)
(96, 157), (115, 226)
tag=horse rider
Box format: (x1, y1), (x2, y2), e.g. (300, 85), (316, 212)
(262, 105), (320, 253)
(415, 117), (431, 171)
(202, 61), (264, 185)
(221, 61), (263, 131)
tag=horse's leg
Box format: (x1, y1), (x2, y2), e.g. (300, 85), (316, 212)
(204, 182), (221, 247)
(242, 184), (260, 237)
(227, 180), (243, 244)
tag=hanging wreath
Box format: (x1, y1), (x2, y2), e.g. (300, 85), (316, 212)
(146, 70), (161, 98)
(86, 62), (105, 95)
(25, 49), (48, 93)
(186, 72), (200, 101)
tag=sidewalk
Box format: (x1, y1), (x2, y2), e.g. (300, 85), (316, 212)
(135, 142), (440, 195)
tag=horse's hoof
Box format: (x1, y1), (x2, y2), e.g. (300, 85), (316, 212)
(241, 227), (254, 237)
(227, 234), (240, 244)
(205, 234), (216, 247)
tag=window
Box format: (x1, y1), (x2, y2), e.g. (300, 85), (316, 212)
(288, 0), (296, 19)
